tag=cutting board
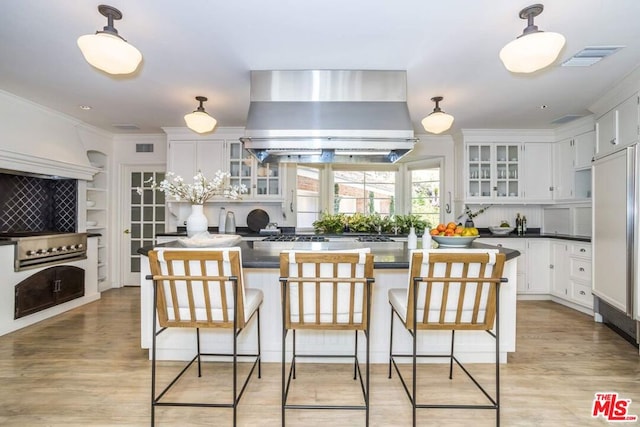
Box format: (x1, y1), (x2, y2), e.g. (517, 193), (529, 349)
(247, 209), (270, 232)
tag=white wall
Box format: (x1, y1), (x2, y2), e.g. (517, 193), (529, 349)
(401, 133), (456, 223)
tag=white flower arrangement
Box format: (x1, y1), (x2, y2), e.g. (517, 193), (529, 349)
(137, 170), (247, 204)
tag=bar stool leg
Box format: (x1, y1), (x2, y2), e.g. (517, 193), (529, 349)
(449, 330), (455, 380)
(354, 330), (358, 380)
(388, 305), (394, 379)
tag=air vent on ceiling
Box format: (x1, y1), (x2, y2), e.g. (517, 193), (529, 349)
(112, 124), (140, 131)
(550, 114), (584, 125)
(135, 143), (154, 153)
(561, 46), (624, 67)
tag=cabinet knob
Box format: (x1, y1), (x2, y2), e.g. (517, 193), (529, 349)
(580, 248), (586, 252)
(579, 267), (585, 272)
(549, 264), (554, 269)
(610, 138), (617, 145)
(579, 290), (586, 295)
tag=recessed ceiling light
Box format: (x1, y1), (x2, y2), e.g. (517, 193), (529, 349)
(79, 105), (92, 110)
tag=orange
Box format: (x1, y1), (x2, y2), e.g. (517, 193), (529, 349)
(430, 228), (440, 236)
(446, 222), (456, 229)
(436, 223), (446, 232)
(444, 228), (455, 236)
(454, 226), (464, 234)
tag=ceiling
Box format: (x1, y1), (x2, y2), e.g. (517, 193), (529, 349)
(2, 0), (640, 135)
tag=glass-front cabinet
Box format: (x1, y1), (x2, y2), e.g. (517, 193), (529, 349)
(466, 143), (520, 200)
(227, 140), (280, 198)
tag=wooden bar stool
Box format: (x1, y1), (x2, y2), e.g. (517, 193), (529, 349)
(279, 249), (375, 426)
(148, 247), (262, 426)
(388, 249), (506, 426)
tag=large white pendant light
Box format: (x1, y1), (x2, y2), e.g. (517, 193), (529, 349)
(422, 96), (454, 134)
(499, 4), (566, 74)
(77, 5), (142, 75)
(184, 96), (218, 134)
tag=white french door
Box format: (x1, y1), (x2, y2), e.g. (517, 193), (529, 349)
(120, 165), (166, 286)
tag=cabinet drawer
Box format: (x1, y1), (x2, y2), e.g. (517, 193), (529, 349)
(570, 258), (591, 280)
(569, 243), (591, 258)
(571, 281), (593, 308)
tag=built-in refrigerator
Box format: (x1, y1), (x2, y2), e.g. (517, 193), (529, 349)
(592, 143), (640, 346)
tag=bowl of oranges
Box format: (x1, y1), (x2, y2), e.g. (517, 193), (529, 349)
(429, 222), (479, 248)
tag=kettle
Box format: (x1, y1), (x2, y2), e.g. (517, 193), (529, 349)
(225, 211), (236, 234)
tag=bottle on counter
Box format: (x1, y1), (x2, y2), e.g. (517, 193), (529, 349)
(218, 207), (226, 234)
(422, 229), (432, 249)
(225, 211), (236, 234)
(515, 213), (522, 236)
(522, 215), (527, 235)
(408, 227), (418, 250)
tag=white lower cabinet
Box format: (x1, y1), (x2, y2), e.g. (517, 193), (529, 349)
(524, 239), (551, 294)
(550, 241), (568, 297)
(476, 238), (536, 294)
(550, 240), (593, 313)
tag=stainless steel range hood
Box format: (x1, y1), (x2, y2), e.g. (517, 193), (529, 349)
(240, 70), (416, 164)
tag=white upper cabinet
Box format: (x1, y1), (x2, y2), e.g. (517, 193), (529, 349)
(573, 130), (596, 169)
(522, 143), (553, 201)
(167, 139), (225, 183)
(553, 138), (574, 200)
(617, 93), (640, 147)
(165, 129), (282, 202)
(226, 139), (281, 199)
(596, 93), (639, 158)
(464, 140), (553, 202)
(552, 130), (595, 201)
(466, 143), (520, 201)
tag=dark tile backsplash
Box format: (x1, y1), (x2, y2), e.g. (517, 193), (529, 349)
(0, 173), (77, 233)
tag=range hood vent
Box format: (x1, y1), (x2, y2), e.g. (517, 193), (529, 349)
(241, 70), (416, 164)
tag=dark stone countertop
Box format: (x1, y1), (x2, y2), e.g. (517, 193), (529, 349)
(158, 227), (590, 243)
(476, 231), (591, 243)
(138, 240), (521, 270)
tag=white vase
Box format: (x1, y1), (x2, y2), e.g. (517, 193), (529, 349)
(186, 204), (208, 237)
(407, 227), (418, 250)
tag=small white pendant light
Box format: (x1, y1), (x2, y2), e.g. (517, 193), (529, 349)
(77, 5), (142, 75)
(499, 4), (566, 74)
(422, 96), (454, 134)
(184, 96), (218, 134)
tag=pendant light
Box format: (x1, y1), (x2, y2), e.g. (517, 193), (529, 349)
(77, 5), (142, 75)
(499, 4), (566, 74)
(184, 96), (218, 134)
(422, 96), (454, 134)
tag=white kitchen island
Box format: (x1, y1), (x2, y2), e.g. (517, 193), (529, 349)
(139, 240), (519, 364)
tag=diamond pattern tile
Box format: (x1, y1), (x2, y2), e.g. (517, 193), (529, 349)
(0, 173), (77, 233)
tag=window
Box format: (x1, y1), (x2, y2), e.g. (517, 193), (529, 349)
(295, 161), (442, 228)
(409, 166), (440, 227)
(333, 170), (396, 215)
(296, 166), (321, 229)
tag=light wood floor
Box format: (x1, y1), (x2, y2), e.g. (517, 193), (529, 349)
(0, 288), (638, 426)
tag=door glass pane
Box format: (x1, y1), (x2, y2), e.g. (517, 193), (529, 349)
(410, 167), (440, 227)
(128, 169), (166, 281)
(296, 166), (321, 229)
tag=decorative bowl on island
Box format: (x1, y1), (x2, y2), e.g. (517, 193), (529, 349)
(431, 235), (478, 248)
(489, 226), (515, 236)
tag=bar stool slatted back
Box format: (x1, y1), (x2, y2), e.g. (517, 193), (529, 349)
(388, 249), (506, 427)
(148, 247), (262, 426)
(279, 249), (374, 426)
